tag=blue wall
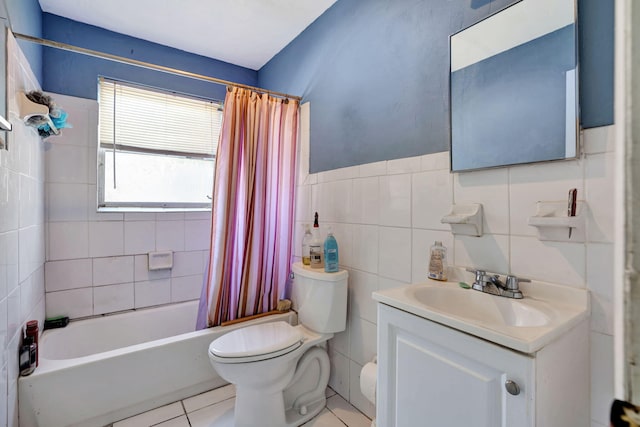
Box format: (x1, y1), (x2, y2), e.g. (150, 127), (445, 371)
(5, 0), (42, 82)
(41, 13), (258, 102)
(259, 0), (615, 173)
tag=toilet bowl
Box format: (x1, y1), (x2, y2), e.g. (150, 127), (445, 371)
(208, 263), (348, 427)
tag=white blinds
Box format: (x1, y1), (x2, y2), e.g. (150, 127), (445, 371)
(98, 78), (222, 157)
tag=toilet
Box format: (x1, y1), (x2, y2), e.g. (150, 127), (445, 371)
(208, 262), (348, 427)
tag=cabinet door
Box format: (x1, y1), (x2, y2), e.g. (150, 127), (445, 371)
(378, 304), (534, 427)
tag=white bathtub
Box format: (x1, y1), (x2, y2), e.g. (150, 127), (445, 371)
(18, 300), (296, 427)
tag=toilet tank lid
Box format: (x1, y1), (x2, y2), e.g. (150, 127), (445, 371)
(292, 262), (348, 282)
(209, 321), (303, 358)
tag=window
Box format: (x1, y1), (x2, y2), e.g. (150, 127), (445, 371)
(98, 78), (222, 210)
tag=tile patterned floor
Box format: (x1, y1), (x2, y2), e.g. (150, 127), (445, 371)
(112, 385), (372, 427)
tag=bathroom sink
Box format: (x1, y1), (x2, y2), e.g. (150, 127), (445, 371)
(373, 273), (589, 353)
(410, 286), (552, 327)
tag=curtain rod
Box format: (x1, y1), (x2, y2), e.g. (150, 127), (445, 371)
(13, 32), (303, 101)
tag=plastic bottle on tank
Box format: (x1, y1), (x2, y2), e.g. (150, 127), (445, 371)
(324, 227), (339, 273)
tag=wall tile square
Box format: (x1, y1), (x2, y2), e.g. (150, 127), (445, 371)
(45, 288), (93, 319)
(184, 219), (210, 251)
(94, 282), (134, 315)
(171, 275), (202, 302)
(46, 144), (91, 184)
(412, 169), (452, 231)
(454, 234), (509, 274)
(327, 347), (350, 399)
(172, 251), (204, 278)
(510, 236), (585, 287)
(19, 175), (38, 228)
(348, 317), (377, 365)
(349, 269), (378, 324)
(585, 152), (615, 243)
(387, 156), (421, 175)
(583, 125), (615, 155)
(93, 256), (134, 286)
(454, 168), (509, 235)
(379, 174), (411, 227)
(156, 220), (185, 251)
(351, 177), (379, 225)
(48, 221), (89, 261)
(359, 161), (386, 178)
(0, 170), (19, 233)
(2, 232), (18, 296)
(351, 225), (378, 274)
(378, 227), (411, 282)
(124, 221), (156, 255)
(89, 221), (124, 258)
(295, 184), (312, 223)
(45, 258), (92, 292)
(420, 152), (450, 171)
(587, 243), (614, 334)
(590, 332), (614, 425)
(135, 279), (171, 308)
(47, 183), (88, 222)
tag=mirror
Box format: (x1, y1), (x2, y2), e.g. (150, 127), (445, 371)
(450, 0), (578, 172)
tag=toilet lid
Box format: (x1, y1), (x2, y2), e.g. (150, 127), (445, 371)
(209, 321), (303, 361)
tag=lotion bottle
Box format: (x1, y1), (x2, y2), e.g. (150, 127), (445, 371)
(309, 212), (324, 269)
(428, 241), (448, 281)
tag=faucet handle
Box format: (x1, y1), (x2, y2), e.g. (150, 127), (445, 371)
(505, 275), (530, 291)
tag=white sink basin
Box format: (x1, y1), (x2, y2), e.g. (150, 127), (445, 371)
(373, 275), (589, 353)
(410, 286), (552, 327)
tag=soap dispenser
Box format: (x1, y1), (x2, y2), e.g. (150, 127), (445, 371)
(428, 241), (448, 281)
(324, 227), (339, 273)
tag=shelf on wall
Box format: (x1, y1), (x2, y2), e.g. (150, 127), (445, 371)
(19, 92), (59, 136)
(441, 203), (483, 237)
(527, 200), (587, 242)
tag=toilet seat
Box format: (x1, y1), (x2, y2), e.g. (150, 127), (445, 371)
(209, 321), (303, 364)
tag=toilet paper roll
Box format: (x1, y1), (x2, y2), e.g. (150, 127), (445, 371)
(360, 362), (377, 405)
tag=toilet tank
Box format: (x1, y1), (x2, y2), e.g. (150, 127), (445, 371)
(291, 262), (348, 333)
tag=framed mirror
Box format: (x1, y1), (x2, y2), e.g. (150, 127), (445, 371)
(449, 0), (578, 172)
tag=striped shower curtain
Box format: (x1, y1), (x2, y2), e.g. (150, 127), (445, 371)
(196, 86), (299, 328)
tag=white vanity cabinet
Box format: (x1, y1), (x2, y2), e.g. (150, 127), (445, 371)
(377, 303), (589, 427)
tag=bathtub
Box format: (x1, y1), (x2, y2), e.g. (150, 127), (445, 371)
(18, 300), (296, 427)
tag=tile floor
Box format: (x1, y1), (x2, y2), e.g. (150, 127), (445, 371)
(112, 385), (372, 427)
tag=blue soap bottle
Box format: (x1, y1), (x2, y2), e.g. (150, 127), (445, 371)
(324, 227), (339, 273)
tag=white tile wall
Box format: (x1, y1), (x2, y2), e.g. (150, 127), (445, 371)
(0, 33), (48, 427)
(43, 94), (212, 320)
(295, 113), (617, 423)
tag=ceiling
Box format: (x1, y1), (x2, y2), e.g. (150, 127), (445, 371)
(37, 0), (337, 70)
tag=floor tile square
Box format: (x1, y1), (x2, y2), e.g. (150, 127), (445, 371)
(326, 394), (372, 427)
(113, 402), (184, 427)
(154, 415), (190, 427)
(183, 384), (236, 413)
(187, 398), (235, 427)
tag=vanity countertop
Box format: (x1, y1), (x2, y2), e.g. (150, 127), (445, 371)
(373, 272), (589, 354)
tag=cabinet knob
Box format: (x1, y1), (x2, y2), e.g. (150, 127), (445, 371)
(505, 380), (520, 396)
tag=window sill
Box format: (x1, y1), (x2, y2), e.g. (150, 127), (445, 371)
(97, 206), (211, 213)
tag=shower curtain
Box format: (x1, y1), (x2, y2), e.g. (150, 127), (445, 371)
(196, 86), (299, 328)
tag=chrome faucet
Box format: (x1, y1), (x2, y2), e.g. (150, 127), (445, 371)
(467, 269), (529, 299)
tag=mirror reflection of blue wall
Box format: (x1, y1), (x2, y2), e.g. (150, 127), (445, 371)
(450, 0), (578, 172)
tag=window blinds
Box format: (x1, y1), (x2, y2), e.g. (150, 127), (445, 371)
(98, 78), (222, 158)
